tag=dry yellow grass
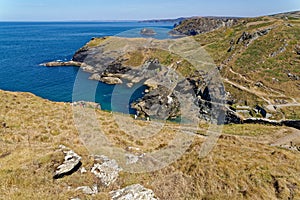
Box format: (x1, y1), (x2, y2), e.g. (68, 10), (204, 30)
(1, 89), (300, 199)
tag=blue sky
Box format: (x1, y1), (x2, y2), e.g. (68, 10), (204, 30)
(0, 0), (299, 21)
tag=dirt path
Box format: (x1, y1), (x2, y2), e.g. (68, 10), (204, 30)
(223, 76), (300, 115)
(271, 128), (300, 146)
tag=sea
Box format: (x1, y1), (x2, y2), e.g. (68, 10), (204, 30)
(0, 22), (173, 114)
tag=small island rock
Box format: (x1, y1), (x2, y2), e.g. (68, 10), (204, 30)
(140, 28), (156, 36)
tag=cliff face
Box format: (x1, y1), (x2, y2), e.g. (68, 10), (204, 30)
(171, 17), (239, 36)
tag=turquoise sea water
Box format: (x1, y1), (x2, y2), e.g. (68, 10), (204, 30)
(0, 22), (173, 114)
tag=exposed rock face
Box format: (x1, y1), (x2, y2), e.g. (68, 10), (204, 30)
(91, 155), (122, 186)
(90, 74), (123, 84)
(110, 184), (159, 200)
(140, 28), (156, 36)
(172, 17), (239, 36)
(236, 28), (272, 46)
(72, 37), (108, 62)
(224, 110), (242, 124)
(132, 85), (180, 120)
(53, 145), (82, 179)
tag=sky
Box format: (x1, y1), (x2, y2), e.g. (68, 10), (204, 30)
(0, 0), (300, 21)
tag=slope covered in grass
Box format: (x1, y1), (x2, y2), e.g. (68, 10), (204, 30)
(1, 89), (300, 199)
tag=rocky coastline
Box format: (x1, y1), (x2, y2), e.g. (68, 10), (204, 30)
(41, 21), (299, 127)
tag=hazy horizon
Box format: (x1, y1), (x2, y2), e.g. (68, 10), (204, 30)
(0, 0), (299, 21)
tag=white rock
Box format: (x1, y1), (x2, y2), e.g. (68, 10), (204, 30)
(76, 184), (98, 195)
(167, 96), (173, 105)
(80, 167), (87, 174)
(91, 155), (122, 186)
(110, 184), (159, 200)
(54, 149), (81, 179)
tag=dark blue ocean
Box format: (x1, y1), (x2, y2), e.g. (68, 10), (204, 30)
(0, 22), (173, 114)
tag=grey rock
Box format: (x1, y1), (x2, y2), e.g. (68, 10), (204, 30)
(53, 147), (82, 179)
(255, 82), (264, 87)
(132, 85), (181, 120)
(89, 74), (123, 84)
(270, 45), (287, 57)
(275, 99), (288, 104)
(287, 72), (299, 80)
(140, 28), (156, 36)
(76, 185), (98, 195)
(100, 76), (123, 84)
(91, 155), (122, 186)
(110, 184), (159, 200)
(172, 17), (238, 36)
(227, 45), (234, 52)
(236, 28), (272, 46)
(125, 153), (145, 165)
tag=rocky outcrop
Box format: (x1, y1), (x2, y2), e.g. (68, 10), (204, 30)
(236, 28), (272, 46)
(72, 37), (108, 62)
(91, 155), (122, 186)
(140, 28), (156, 36)
(270, 44), (288, 57)
(287, 71), (300, 81)
(132, 85), (180, 120)
(90, 74), (123, 84)
(110, 184), (159, 200)
(172, 17), (239, 36)
(41, 61), (82, 67)
(53, 145), (82, 179)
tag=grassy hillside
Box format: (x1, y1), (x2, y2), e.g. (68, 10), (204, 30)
(193, 16), (300, 117)
(1, 89), (300, 199)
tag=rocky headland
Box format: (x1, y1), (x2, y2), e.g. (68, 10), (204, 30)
(42, 11), (300, 126)
(170, 17), (239, 36)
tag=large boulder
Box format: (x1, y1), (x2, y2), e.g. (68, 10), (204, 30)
(53, 145), (82, 179)
(110, 184), (159, 200)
